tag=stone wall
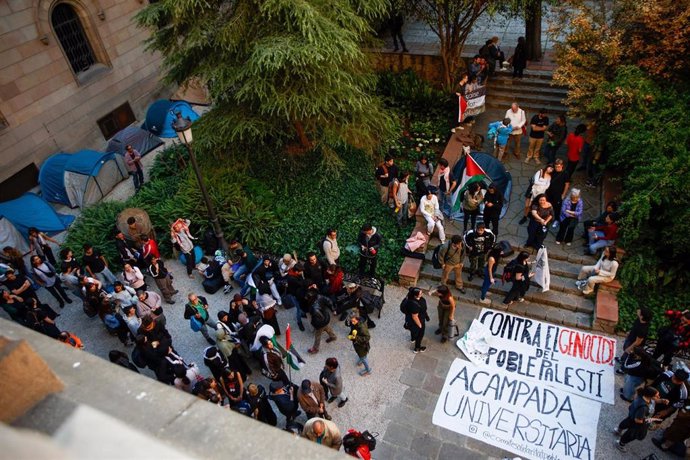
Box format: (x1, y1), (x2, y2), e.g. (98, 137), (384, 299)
(0, 0), (168, 184)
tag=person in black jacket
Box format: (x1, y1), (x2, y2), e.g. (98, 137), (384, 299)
(620, 347), (662, 402)
(511, 36), (527, 78)
(269, 381), (301, 427)
(306, 289), (337, 354)
(651, 369), (689, 421)
(286, 263), (309, 331)
(243, 383), (277, 426)
(253, 256), (283, 305)
(463, 223), (496, 281)
(403, 287), (429, 353)
(303, 252), (326, 292)
(357, 224), (381, 277)
(503, 251), (532, 305)
(482, 183), (504, 236)
(114, 230), (140, 267)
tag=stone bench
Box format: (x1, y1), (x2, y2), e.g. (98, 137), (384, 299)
(398, 222), (429, 287)
(593, 289), (619, 334)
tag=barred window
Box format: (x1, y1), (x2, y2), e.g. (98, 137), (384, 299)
(51, 4), (96, 74)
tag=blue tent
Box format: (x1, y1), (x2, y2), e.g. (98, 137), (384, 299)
(450, 152), (513, 220)
(39, 150), (127, 208)
(0, 193), (74, 238)
(142, 99), (200, 138)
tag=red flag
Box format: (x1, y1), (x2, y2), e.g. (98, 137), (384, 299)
(286, 323), (292, 351)
(458, 94), (468, 123)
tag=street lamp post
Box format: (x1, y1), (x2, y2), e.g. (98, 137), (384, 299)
(171, 111), (228, 252)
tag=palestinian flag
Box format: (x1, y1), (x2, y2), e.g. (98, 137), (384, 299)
(451, 152), (489, 213)
(458, 94), (468, 123)
(278, 324), (305, 371)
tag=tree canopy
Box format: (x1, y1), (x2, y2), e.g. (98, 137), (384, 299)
(136, 0), (395, 155)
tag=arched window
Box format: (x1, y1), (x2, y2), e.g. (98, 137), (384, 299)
(51, 3), (96, 74)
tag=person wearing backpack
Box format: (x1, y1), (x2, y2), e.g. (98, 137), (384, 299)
(306, 289), (337, 354)
(184, 292), (217, 345)
(321, 229), (341, 266)
(502, 251), (532, 305)
(487, 118), (512, 161)
(614, 386), (663, 453)
(30, 255), (72, 309)
(437, 235), (466, 294)
(479, 245), (504, 304)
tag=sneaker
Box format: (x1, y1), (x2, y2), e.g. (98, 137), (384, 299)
(223, 285), (233, 294)
(338, 398), (349, 408)
(327, 396), (337, 403)
(468, 274), (474, 281)
(165, 300), (176, 305)
(434, 329), (442, 335)
(413, 348), (420, 354)
(419, 346), (427, 353)
(458, 287), (466, 294)
(517, 297), (525, 302)
(552, 221), (559, 229)
(479, 298), (491, 304)
(615, 440), (627, 452)
(566, 242), (571, 246)
(298, 323), (305, 332)
(326, 337), (337, 343)
(613, 427), (623, 436)
(441, 337), (448, 343)
(555, 241), (561, 245)
(358, 369), (371, 376)
(308, 348), (319, 354)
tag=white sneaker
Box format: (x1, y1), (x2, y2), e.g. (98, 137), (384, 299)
(479, 298), (491, 304)
(552, 221), (559, 229)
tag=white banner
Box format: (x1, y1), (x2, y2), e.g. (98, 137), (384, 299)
(465, 309), (616, 404)
(433, 359), (600, 460)
(534, 246), (550, 292)
(464, 86), (486, 116)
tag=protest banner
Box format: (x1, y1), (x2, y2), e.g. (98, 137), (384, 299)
(433, 359), (601, 460)
(462, 309), (616, 404)
(534, 246), (550, 292)
(464, 86), (486, 117)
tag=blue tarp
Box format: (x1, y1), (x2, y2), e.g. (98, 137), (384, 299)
(0, 193), (74, 238)
(450, 151), (513, 220)
(142, 100), (200, 138)
(39, 153), (71, 205)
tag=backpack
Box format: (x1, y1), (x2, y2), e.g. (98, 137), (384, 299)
(486, 125), (497, 141)
(399, 299), (409, 314)
(318, 237), (330, 257)
(431, 245), (444, 269)
(343, 430), (377, 453)
(502, 260), (518, 284)
(131, 347), (147, 368)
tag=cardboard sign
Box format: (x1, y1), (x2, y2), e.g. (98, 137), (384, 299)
(465, 309), (616, 404)
(433, 359), (601, 460)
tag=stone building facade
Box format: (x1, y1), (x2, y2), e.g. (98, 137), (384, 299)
(0, 0), (168, 199)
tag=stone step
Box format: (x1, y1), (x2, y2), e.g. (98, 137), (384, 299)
(414, 277), (594, 330)
(489, 75), (568, 91)
(494, 68), (556, 80)
(419, 263), (595, 314)
(488, 91), (566, 107)
(486, 101), (567, 116)
(488, 83), (569, 99)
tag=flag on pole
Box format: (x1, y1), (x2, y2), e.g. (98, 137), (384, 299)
(281, 324), (305, 371)
(451, 152), (489, 214)
(458, 94), (468, 123)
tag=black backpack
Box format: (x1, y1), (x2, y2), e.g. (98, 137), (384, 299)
(318, 237), (330, 257)
(431, 245), (443, 269)
(343, 430), (377, 453)
(131, 347), (147, 369)
(399, 298), (409, 314)
(502, 260), (518, 284)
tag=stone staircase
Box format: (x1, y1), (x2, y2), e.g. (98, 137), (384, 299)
(412, 219), (597, 331)
(485, 68), (569, 116)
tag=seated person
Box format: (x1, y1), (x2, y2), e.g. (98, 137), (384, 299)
(576, 246), (619, 295)
(201, 258), (224, 294)
(585, 212), (618, 255)
(419, 186), (446, 244)
(252, 256), (282, 305)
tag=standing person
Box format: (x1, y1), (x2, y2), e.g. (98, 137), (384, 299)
(419, 186), (445, 243)
(479, 245), (504, 304)
(258, 336), (290, 386)
(243, 383), (277, 426)
(303, 253), (326, 293)
(81, 244), (117, 286)
(652, 403), (690, 453)
(321, 357), (348, 407)
(140, 235), (160, 262)
(124, 145), (144, 192)
(438, 235), (466, 294)
(505, 102), (526, 160)
(619, 347), (662, 402)
(357, 224), (381, 277)
(306, 290), (337, 355)
(463, 222), (496, 281)
(393, 171), (410, 226)
(415, 154), (434, 198)
(30, 255), (72, 308)
(520, 164), (554, 225)
(434, 158), (457, 216)
(543, 115), (568, 164)
(429, 285), (456, 343)
(482, 183), (503, 236)
(389, 11), (408, 53)
(286, 264), (309, 331)
(653, 309), (690, 367)
(114, 230), (139, 267)
(184, 293), (217, 345)
(170, 218), (197, 279)
(374, 155), (398, 205)
(461, 182), (483, 232)
(555, 188), (583, 245)
(526, 109), (549, 163)
(525, 194), (554, 250)
(322, 229), (340, 266)
(650, 369), (689, 422)
(255, 291), (281, 335)
(28, 227), (58, 266)
(503, 251), (532, 305)
(545, 159), (571, 230)
(616, 308), (652, 373)
(136, 290), (166, 327)
(298, 379), (331, 420)
(614, 387), (663, 452)
(347, 315), (372, 376)
(148, 255), (176, 305)
(302, 418), (342, 450)
(565, 124), (587, 178)
(269, 381), (301, 426)
(488, 118), (513, 162)
(492, 36), (506, 69)
(122, 263), (146, 292)
(2, 246), (29, 275)
(59, 248), (82, 293)
(406, 287), (429, 353)
(511, 36), (527, 78)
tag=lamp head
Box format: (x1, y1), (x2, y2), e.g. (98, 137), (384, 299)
(171, 110), (193, 144)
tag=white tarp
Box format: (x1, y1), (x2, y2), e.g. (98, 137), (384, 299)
(433, 359), (600, 460)
(534, 246), (550, 292)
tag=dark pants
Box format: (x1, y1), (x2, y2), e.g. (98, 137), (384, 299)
(512, 66), (524, 78)
(131, 166), (144, 191)
(544, 143), (560, 164)
(463, 208), (479, 232)
(46, 279), (70, 307)
(42, 245), (57, 266)
(358, 256), (377, 277)
(526, 218), (548, 249)
(484, 213), (499, 236)
(566, 160), (578, 179)
(504, 280), (529, 304)
(653, 339), (678, 367)
(183, 249), (195, 276)
(618, 417), (648, 445)
(556, 217), (579, 243)
(410, 322), (426, 350)
(392, 29), (406, 51)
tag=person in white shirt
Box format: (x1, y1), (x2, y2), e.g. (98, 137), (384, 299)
(576, 246), (619, 295)
(419, 186), (446, 243)
(322, 229), (341, 266)
(505, 102), (527, 159)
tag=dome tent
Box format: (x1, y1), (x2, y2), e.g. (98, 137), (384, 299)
(39, 150), (127, 208)
(105, 125), (164, 157)
(450, 151), (512, 221)
(142, 99), (200, 138)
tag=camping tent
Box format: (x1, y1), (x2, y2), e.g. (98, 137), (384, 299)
(450, 151), (512, 220)
(142, 100), (200, 138)
(0, 193), (75, 269)
(39, 150), (127, 208)
(105, 125), (164, 157)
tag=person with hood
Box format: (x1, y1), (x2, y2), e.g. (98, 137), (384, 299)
(488, 118), (513, 162)
(306, 289), (337, 354)
(348, 315), (372, 376)
(420, 186), (446, 243)
(357, 223), (381, 277)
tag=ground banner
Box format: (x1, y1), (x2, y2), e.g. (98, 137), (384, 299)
(433, 359), (601, 460)
(461, 309), (616, 404)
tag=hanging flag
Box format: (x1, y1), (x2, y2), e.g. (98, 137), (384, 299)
(451, 152), (490, 214)
(282, 324), (305, 371)
(458, 93), (468, 123)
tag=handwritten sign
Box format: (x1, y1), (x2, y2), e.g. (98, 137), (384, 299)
(464, 86), (486, 116)
(433, 359), (600, 460)
(465, 309), (616, 404)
